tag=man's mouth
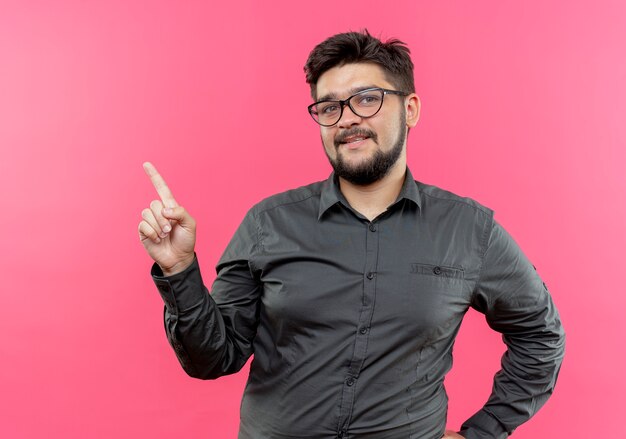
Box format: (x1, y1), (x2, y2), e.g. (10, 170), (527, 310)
(334, 129), (377, 148)
(340, 135), (369, 144)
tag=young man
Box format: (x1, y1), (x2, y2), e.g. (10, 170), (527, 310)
(139, 31), (565, 439)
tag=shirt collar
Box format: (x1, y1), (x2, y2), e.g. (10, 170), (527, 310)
(318, 167), (422, 220)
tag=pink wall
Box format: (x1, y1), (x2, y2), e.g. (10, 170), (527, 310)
(2, 1), (625, 437)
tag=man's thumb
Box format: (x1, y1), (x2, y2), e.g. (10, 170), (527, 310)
(162, 206), (193, 227)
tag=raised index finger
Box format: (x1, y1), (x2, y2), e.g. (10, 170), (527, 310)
(143, 162), (179, 208)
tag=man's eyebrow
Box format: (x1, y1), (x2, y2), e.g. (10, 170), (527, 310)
(316, 85), (379, 102)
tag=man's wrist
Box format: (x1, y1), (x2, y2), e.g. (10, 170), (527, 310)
(460, 409), (509, 439)
(161, 255), (195, 277)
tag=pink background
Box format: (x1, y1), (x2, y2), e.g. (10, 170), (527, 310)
(1, 1), (625, 437)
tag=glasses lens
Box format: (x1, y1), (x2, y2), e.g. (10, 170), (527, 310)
(349, 89), (384, 118)
(311, 102), (342, 126)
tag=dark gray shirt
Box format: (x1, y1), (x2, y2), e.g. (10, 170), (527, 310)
(152, 168), (565, 439)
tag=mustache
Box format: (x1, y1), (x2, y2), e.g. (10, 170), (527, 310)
(334, 128), (378, 148)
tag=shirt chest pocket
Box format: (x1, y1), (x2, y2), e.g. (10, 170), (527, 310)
(407, 262), (467, 304)
(389, 263), (468, 333)
(372, 262), (470, 346)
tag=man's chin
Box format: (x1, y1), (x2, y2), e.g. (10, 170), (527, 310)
(332, 162), (381, 185)
(335, 159), (374, 176)
(337, 153), (374, 167)
(336, 149), (373, 166)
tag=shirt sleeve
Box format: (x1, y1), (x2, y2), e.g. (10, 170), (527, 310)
(459, 219), (566, 439)
(151, 208), (262, 379)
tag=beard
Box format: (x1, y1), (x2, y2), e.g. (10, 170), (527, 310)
(325, 111), (407, 186)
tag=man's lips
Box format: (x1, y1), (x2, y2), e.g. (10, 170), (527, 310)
(334, 129), (377, 148)
(341, 137), (369, 150)
(339, 135), (369, 144)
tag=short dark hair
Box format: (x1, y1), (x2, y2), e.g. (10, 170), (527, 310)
(304, 30), (415, 99)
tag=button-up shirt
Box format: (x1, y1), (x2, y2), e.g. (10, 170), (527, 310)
(152, 168), (565, 439)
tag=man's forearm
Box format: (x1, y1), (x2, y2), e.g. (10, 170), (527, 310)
(152, 256), (254, 379)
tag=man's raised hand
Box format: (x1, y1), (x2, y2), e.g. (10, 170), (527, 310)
(138, 162), (196, 276)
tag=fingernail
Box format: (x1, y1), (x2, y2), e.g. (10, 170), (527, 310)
(163, 208), (172, 215)
(163, 224), (171, 233)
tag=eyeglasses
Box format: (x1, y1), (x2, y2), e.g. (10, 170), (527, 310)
(307, 87), (408, 127)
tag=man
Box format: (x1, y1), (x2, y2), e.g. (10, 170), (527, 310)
(139, 31), (565, 439)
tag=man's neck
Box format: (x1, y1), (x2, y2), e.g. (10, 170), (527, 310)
(338, 161), (407, 221)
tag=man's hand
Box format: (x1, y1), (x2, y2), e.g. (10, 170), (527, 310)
(138, 162), (196, 276)
(442, 430), (465, 439)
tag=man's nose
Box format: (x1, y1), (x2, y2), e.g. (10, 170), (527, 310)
(336, 104), (362, 128)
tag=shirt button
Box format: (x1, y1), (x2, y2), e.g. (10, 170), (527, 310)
(369, 223), (377, 232)
(433, 266), (442, 275)
(366, 272), (376, 280)
(346, 377), (355, 386)
(359, 327), (369, 335)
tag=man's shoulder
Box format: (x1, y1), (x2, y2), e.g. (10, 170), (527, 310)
(415, 180), (494, 218)
(249, 179), (327, 215)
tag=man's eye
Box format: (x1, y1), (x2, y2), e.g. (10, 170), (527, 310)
(357, 94), (381, 106)
(320, 104), (340, 114)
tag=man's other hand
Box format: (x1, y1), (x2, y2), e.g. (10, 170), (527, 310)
(138, 162), (196, 276)
(442, 430), (465, 439)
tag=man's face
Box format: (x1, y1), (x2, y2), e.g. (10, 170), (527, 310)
(315, 62), (419, 185)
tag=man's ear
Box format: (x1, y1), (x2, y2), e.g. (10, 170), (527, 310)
(406, 94), (421, 128)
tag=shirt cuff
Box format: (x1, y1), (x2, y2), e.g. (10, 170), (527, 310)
(151, 254), (208, 314)
(460, 409), (509, 439)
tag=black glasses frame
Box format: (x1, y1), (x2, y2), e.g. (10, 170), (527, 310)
(307, 87), (409, 127)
